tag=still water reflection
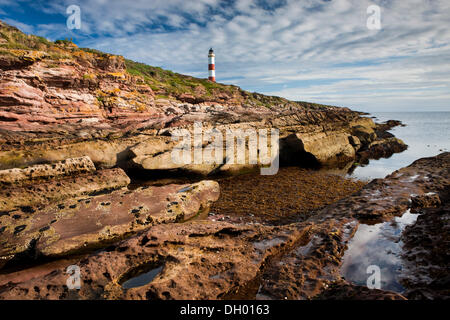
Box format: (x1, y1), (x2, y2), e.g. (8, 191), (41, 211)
(340, 210), (419, 293)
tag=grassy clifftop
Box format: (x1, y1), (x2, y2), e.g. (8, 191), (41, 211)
(124, 59), (338, 110)
(0, 19), (337, 110)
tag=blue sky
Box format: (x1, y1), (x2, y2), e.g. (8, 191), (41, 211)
(1, 0), (449, 112)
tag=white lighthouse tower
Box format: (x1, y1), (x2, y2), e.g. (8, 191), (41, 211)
(208, 48), (215, 82)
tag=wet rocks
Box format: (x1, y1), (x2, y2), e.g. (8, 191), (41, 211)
(255, 219), (358, 300)
(351, 125), (377, 145)
(375, 120), (405, 139)
(318, 152), (450, 221)
(0, 155), (436, 300)
(288, 131), (356, 165)
(0, 157), (130, 212)
(0, 221), (310, 300)
(400, 194), (450, 299)
(0, 153), (448, 300)
(349, 119), (407, 163)
(0, 180), (219, 266)
(320, 152), (448, 299)
(348, 135), (361, 151)
(410, 192), (441, 211)
(358, 137), (407, 163)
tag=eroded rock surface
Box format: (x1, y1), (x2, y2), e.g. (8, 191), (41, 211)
(2, 153), (447, 300)
(0, 156), (96, 185)
(0, 167), (130, 212)
(400, 203), (449, 300)
(0, 180), (219, 267)
(0, 221), (311, 300)
(255, 219), (358, 300)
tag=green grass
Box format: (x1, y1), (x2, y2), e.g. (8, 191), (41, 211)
(125, 59), (250, 103)
(155, 94), (171, 100)
(0, 23), (52, 50)
(55, 39), (74, 45)
(79, 47), (110, 58)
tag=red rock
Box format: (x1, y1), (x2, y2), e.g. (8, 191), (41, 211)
(0, 168), (130, 211)
(0, 180), (219, 266)
(0, 221), (311, 300)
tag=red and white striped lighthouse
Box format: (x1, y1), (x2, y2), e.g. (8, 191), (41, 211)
(208, 48), (215, 82)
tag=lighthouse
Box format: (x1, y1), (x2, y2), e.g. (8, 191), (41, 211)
(208, 48), (215, 82)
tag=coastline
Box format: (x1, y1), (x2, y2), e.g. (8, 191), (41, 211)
(0, 19), (448, 301)
(1, 153), (447, 300)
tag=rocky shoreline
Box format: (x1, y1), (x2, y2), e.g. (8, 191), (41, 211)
(0, 20), (448, 300)
(0, 153), (448, 300)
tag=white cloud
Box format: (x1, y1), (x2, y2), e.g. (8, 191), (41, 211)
(2, 18), (34, 33)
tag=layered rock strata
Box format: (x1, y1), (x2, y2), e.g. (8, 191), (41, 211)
(0, 21), (406, 174)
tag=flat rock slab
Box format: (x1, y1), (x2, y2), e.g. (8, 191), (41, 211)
(255, 219), (358, 300)
(0, 180), (219, 266)
(0, 156), (96, 185)
(0, 168), (130, 211)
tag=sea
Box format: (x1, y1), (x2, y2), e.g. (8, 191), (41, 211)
(349, 112), (450, 181)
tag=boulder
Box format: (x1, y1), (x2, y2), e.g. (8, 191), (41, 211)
(295, 131), (356, 164)
(400, 197), (450, 300)
(348, 135), (361, 150)
(351, 125), (377, 145)
(318, 152), (450, 221)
